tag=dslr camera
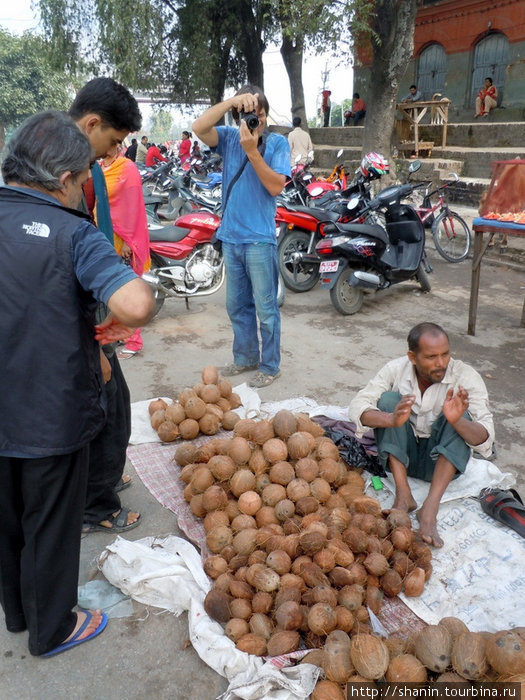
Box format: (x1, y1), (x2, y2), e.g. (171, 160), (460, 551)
(239, 110), (259, 131)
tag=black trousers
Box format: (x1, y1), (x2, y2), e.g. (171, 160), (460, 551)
(0, 447), (89, 655)
(84, 353), (131, 524)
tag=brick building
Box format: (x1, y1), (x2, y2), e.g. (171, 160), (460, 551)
(354, 0), (525, 118)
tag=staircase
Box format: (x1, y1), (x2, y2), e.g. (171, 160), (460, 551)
(274, 119), (525, 207)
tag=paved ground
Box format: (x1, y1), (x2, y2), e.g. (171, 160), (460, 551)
(2, 208), (524, 699)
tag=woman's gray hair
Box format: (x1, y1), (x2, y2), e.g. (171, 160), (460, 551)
(1, 110), (93, 191)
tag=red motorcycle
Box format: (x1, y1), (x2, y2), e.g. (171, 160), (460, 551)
(143, 209), (225, 315)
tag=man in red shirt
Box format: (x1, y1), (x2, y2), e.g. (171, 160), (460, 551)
(145, 143), (169, 167)
(345, 92), (366, 126)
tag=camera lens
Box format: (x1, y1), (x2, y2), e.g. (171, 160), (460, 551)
(240, 111), (259, 131)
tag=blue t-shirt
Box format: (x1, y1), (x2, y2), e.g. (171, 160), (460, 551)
(215, 126), (290, 245)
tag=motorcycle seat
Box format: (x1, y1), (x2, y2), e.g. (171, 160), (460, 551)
(292, 205), (340, 222)
(148, 224), (190, 243)
(143, 194), (164, 206)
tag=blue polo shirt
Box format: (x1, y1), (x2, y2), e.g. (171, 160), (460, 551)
(215, 126), (290, 245)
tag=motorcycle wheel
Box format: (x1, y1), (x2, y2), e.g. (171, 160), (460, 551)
(277, 274), (285, 308)
(330, 270), (364, 315)
(149, 253), (167, 316)
(415, 261), (431, 292)
(278, 230), (319, 292)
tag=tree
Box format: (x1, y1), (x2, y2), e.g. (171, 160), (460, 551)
(355, 0), (419, 165)
(148, 107), (174, 143)
(0, 29), (74, 152)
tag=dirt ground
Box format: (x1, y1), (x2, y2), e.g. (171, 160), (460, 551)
(1, 212), (524, 699)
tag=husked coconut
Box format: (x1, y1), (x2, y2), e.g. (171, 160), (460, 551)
(385, 654), (427, 683)
(311, 680), (345, 700)
(486, 630), (525, 676)
(350, 634), (389, 679)
(236, 633), (267, 656)
(451, 631), (489, 680)
(202, 365), (219, 384)
(157, 420), (179, 442)
(414, 624), (452, 672)
(272, 409), (298, 439)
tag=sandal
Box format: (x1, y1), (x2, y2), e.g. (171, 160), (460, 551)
(478, 487), (525, 538)
(248, 371), (281, 388)
(117, 349), (139, 360)
(115, 475), (133, 493)
(82, 507), (141, 534)
(221, 363), (258, 376)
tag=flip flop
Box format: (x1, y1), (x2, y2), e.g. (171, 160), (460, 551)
(115, 475), (133, 493)
(478, 487), (525, 538)
(82, 508), (141, 534)
(42, 610), (108, 657)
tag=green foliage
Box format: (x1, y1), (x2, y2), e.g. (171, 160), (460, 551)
(148, 106), (174, 143)
(0, 29), (74, 130)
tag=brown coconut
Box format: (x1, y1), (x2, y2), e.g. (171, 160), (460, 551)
(438, 616), (470, 640)
(272, 410), (298, 439)
(236, 633), (267, 656)
(202, 365), (219, 385)
(274, 600), (303, 630)
(379, 569), (403, 598)
(451, 631), (489, 680)
(224, 618), (249, 643)
(403, 567), (426, 597)
(202, 484), (228, 512)
(287, 431), (316, 460)
(228, 436), (252, 465)
(200, 383), (221, 404)
(308, 603), (337, 636)
(237, 490), (262, 516)
(323, 630), (353, 683)
(385, 654), (428, 683)
(221, 410), (240, 431)
(414, 624), (452, 672)
(267, 630), (300, 656)
(251, 420), (275, 446)
(204, 588), (231, 622)
(269, 461), (295, 486)
(486, 630), (525, 676)
(164, 402), (186, 425)
(178, 418), (200, 440)
(150, 409), (167, 430)
(262, 438), (288, 464)
(157, 420), (179, 442)
(350, 634), (389, 679)
(175, 442), (197, 467)
(208, 454), (236, 481)
(249, 613), (274, 640)
(184, 395), (207, 420)
(230, 469), (256, 497)
(311, 680), (346, 700)
(149, 398), (168, 415)
(233, 418), (255, 440)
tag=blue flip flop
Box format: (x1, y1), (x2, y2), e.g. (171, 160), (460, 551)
(42, 610), (108, 657)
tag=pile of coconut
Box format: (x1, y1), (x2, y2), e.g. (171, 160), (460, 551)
(175, 407), (435, 662)
(310, 620), (525, 699)
(148, 366), (242, 442)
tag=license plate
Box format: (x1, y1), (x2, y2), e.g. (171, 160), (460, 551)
(320, 260), (339, 273)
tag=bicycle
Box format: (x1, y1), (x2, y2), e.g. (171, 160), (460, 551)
(413, 173), (472, 262)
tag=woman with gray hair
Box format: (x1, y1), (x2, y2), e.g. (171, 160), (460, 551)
(0, 110), (154, 656)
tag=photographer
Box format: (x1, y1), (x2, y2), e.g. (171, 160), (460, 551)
(193, 85), (290, 388)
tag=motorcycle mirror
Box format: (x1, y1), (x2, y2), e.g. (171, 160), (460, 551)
(448, 172), (459, 181)
(408, 160), (422, 173)
(307, 150), (314, 159)
(336, 148), (344, 158)
(347, 196), (360, 210)
(295, 154), (302, 164)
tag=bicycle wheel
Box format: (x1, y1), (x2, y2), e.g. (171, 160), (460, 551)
(431, 210), (471, 262)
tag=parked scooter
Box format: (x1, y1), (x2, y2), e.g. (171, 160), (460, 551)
(277, 152), (390, 292)
(315, 160), (431, 315)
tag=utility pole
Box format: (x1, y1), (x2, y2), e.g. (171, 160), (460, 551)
(319, 62), (330, 126)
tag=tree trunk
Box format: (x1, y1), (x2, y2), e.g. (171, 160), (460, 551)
(362, 0), (418, 177)
(237, 0), (266, 88)
(0, 123), (5, 155)
(280, 34), (307, 127)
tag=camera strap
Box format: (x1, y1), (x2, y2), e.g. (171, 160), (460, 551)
(222, 132), (267, 213)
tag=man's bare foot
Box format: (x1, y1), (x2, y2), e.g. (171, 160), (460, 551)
(63, 610), (103, 644)
(392, 491), (418, 512)
(417, 507), (444, 548)
(98, 509), (140, 529)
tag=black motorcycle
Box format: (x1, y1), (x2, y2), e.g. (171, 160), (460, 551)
(315, 161), (432, 315)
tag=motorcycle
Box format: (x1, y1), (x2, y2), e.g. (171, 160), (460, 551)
(315, 160), (432, 315)
(277, 152), (390, 292)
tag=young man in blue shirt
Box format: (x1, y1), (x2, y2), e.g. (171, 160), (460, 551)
(193, 85), (290, 388)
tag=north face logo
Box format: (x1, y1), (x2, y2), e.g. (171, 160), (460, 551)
(22, 221), (51, 238)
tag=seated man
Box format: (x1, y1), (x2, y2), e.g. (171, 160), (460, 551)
(348, 322), (494, 548)
(401, 84), (422, 102)
(345, 92), (366, 126)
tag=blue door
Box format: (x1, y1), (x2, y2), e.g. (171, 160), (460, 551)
(470, 33), (508, 106)
(418, 43), (446, 100)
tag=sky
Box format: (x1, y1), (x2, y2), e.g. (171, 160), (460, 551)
(0, 0), (354, 127)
